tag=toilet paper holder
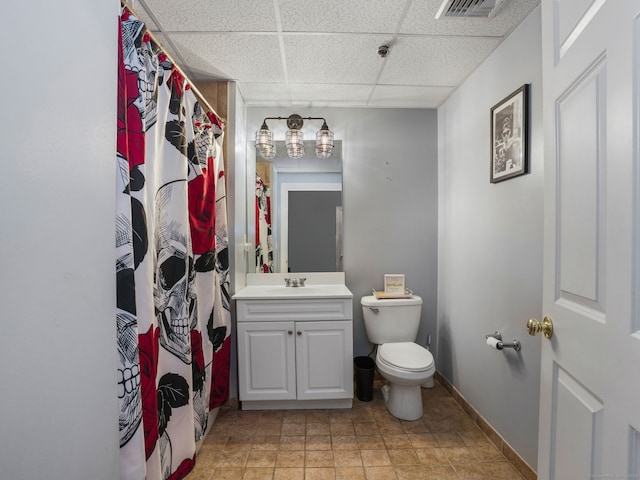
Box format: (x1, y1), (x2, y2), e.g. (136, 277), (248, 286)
(485, 331), (521, 351)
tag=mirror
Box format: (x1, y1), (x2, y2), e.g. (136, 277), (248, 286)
(253, 140), (342, 273)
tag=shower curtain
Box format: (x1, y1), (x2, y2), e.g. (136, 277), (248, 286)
(116, 7), (231, 480)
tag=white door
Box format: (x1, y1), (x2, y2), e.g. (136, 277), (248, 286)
(237, 322), (296, 401)
(538, 0), (640, 477)
(295, 321), (353, 400)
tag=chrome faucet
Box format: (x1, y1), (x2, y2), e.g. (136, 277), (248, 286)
(284, 277), (307, 287)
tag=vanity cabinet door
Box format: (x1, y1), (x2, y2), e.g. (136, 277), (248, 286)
(295, 320), (353, 400)
(237, 322), (296, 401)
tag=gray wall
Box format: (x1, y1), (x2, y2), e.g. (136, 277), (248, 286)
(437, 7), (543, 469)
(246, 107), (439, 359)
(0, 0), (121, 478)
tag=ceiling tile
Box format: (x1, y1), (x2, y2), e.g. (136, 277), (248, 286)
(142, 0), (277, 32)
(165, 33), (284, 82)
(284, 34), (387, 84)
(152, 34), (193, 73)
(240, 83), (292, 105)
(369, 85), (454, 108)
(278, 0), (408, 33)
(401, 0), (540, 37)
(289, 84), (373, 107)
(379, 35), (501, 86)
(126, 2), (159, 30)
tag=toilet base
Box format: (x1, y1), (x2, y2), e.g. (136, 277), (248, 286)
(381, 383), (424, 421)
(422, 376), (435, 388)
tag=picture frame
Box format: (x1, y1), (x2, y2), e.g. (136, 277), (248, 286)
(490, 84), (529, 183)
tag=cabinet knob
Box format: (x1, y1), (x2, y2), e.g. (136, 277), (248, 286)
(288, 330), (293, 335)
(297, 331), (302, 336)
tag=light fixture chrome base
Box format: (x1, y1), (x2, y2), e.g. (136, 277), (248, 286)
(286, 114), (304, 130)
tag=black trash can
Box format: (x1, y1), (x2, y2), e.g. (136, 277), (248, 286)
(354, 356), (376, 401)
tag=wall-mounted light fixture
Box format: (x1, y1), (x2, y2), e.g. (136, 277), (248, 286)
(255, 114), (335, 160)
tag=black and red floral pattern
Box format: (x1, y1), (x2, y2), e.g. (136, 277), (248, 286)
(116, 7), (230, 480)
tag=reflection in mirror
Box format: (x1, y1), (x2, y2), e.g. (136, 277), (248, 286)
(253, 140), (342, 273)
(255, 165), (273, 272)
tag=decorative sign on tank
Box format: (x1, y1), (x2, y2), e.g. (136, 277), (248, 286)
(384, 274), (405, 295)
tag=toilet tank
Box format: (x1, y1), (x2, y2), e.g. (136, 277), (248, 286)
(360, 295), (423, 344)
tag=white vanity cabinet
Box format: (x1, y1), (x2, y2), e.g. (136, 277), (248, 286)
(234, 276), (354, 410)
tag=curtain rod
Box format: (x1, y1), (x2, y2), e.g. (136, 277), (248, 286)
(120, 1), (225, 126)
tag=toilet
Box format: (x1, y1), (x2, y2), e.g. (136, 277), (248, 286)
(361, 295), (435, 421)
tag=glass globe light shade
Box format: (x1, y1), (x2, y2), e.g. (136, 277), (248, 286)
(315, 124), (334, 159)
(255, 126), (276, 159)
(286, 129), (305, 159)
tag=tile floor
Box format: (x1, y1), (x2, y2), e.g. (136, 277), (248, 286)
(189, 377), (524, 480)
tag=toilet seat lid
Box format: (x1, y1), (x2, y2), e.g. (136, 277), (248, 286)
(378, 342), (434, 372)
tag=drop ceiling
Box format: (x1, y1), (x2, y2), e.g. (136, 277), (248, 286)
(129, 0), (539, 109)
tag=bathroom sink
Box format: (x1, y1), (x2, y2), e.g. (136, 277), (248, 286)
(232, 272), (353, 300)
(234, 283), (353, 300)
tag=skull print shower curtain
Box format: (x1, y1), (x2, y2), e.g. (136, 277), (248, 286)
(116, 8), (231, 480)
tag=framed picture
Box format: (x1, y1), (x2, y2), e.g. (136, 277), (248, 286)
(490, 84), (529, 183)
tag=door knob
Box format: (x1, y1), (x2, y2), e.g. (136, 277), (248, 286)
(527, 317), (553, 339)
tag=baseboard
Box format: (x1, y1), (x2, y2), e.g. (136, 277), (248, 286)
(435, 372), (537, 480)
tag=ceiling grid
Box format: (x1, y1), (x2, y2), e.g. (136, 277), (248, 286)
(130, 0), (539, 108)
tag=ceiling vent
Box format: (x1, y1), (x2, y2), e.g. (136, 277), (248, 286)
(435, 0), (506, 19)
